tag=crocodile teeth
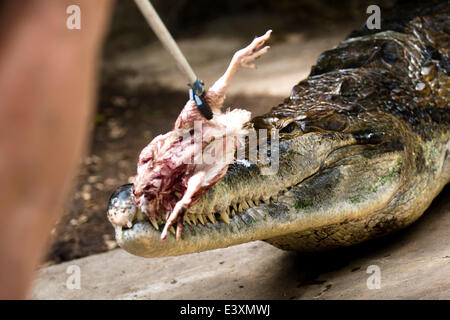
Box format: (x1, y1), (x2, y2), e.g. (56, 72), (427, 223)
(242, 201), (249, 210)
(191, 215), (197, 225)
(248, 200), (255, 207)
(170, 226), (175, 234)
(233, 203), (238, 211)
(127, 221), (133, 228)
(150, 218), (159, 230)
(220, 211), (230, 224)
(230, 208), (236, 217)
(207, 213), (215, 224)
(198, 215), (205, 225)
(254, 199), (260, 206)
(184, 215), (192, 226)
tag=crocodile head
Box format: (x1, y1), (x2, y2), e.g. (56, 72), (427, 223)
(107, 108), (419, 257)
(107, 3), (450, 257)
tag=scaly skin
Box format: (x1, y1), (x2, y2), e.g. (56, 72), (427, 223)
(108, 1), (449, 257)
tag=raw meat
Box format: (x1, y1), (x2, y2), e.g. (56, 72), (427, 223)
(133, 30), (272, 240)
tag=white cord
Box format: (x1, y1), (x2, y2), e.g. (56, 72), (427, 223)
(134, 0), (197, 83)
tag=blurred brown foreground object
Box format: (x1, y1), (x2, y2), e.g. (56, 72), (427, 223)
(0, 0), (113, 299)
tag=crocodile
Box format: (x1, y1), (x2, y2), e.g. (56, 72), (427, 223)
(108, 1), (449, 258)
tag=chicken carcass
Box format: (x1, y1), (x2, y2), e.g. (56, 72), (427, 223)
(111, 30), (272, 240)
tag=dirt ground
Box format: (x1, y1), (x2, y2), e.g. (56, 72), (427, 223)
(44, 1), (406, 264)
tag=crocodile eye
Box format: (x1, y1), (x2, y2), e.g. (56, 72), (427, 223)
(280, 121), (299, 134)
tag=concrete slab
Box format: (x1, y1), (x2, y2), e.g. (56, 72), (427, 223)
(31, 188), (449, 299)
